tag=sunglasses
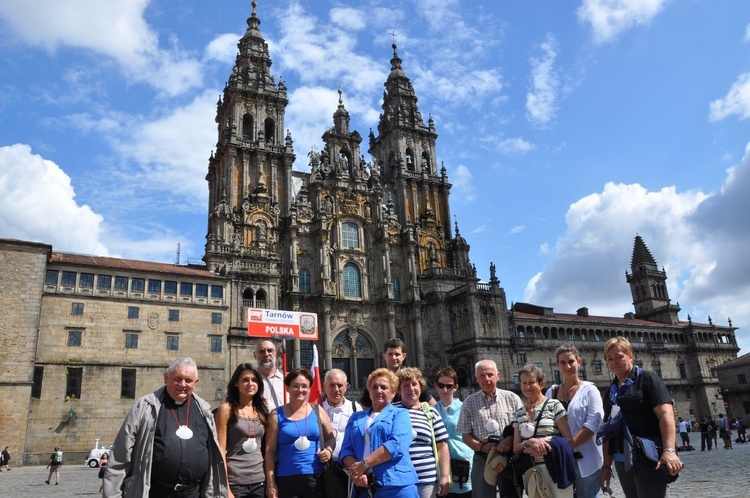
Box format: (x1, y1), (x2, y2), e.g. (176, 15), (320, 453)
(436, 382), (455, 390)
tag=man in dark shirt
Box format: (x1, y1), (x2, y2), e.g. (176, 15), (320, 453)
(104, 357), (227, 497)
(699, 417), (713, 451)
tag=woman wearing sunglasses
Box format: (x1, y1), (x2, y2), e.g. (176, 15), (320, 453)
(434, 367), (473, 498)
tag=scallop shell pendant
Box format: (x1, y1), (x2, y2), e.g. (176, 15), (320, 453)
(176, 425), (194, 440)
(485, 420), (500, 433)
(294, 436), (311, 451)
(242, 437), (258, 453)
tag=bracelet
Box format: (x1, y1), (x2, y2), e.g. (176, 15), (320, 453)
(602, 465), (611, 470)
(362, 459), (371, 469)
(480, 442), (488, 452)
(662, 448), (675, 453)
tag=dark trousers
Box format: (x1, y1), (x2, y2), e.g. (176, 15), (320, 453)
(701, 432), (712, 450)
(276, 474), (324, 498)
(230, 481), (265, 498)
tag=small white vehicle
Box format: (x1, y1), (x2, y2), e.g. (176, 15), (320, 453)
(85, 439), (110, 468)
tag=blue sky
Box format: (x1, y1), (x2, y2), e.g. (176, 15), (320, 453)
(2, 0), (750, 354)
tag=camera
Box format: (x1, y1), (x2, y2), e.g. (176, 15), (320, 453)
(487, 435), (502, 443)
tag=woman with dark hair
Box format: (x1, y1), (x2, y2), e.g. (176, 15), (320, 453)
(434, 367), (473, 498)
(265, 367), (336, 498)
(546, 345), (604, 497)
(217, 363), (270, 498)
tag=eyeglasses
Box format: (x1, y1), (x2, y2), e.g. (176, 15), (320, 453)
(436, 382), (455, 390)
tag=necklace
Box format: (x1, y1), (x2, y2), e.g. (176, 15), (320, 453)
(561, 380), (580, 400)
(171, 398), (193, 440)
(291, 403), (310, 451)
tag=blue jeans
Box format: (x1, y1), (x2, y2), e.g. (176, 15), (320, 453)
(574, 465), (601, 498)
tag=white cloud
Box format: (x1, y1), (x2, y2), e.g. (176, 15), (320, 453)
(205, 33), (240, 63)
(509, 226), (525, 235)
(471, 225), (489, 234)
(497, 137), (535, 155)
(0, 0), (203, 96)
(577, 0), (668, 44)
(709, 73), (750, 121)
(526, 34), (560, 127)
(0, 144), (108, 255)
(452, 164), (476, 203)
(330, 7), (366, 31)
(523, 151), (750, 351)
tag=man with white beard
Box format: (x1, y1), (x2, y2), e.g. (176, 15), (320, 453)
(253, 339), (287, 410)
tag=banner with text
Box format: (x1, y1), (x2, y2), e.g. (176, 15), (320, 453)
(247, 308), (318, 341)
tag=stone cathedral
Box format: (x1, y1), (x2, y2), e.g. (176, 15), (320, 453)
(203, 4), (502, 389)
(0, 4), (740, 465)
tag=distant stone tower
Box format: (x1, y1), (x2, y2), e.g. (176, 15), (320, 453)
(626, 235), (680, 324)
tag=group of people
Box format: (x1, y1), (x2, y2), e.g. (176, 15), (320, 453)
(693, 413), (747, 451)
(101, 336), (687, 498)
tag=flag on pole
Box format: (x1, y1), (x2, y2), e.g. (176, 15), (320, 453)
(308, 343), (323, 405)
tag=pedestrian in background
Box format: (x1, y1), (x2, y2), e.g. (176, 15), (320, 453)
(46, 446), (63, 485)
(0, 446), (10, 471)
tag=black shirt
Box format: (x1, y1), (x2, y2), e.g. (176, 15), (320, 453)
(151, 393), (210, 485)
(603, 366), (672, 453)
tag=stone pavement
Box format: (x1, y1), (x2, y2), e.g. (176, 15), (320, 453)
(0, 442), (747, 497)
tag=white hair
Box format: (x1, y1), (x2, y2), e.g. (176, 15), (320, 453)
(324, 368), (348, 383)
(475, 359), (498, 376)
(167, 357), (198, 377)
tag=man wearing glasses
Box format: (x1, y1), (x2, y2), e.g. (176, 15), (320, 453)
(254, 339), (287, 410)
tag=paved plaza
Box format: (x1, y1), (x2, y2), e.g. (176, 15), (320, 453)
(0, 442), (747, 497)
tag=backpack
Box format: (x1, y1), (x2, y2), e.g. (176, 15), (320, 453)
(52, 450), (63, 465)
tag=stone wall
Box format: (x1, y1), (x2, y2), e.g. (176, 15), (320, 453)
(0, 240), (50, 466)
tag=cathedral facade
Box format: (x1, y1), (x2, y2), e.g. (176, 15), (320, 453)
(0, 5), (740, 465)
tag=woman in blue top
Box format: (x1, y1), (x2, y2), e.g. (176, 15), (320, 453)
(342, 368), (419, 498)
(433, 367), (473, 498)
(265, 368), (336, 498)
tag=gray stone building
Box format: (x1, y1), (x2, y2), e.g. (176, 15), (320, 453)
(715, 352), (750, 422)
(0, 4), (740, 464)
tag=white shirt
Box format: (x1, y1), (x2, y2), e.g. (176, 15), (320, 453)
(546, 381), (604, 478)
(678, 420), (690, 433)
(322, 397), (361, 462)
(261, 369), (286, 411)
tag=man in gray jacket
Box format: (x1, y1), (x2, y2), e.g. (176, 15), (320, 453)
(103, 357), (227, 497)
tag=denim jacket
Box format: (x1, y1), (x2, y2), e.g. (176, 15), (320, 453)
(340, 403), (418, 488)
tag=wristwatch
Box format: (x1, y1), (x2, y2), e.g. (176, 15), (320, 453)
(362, 459), (371, 469)
(662, 448), (675, 453)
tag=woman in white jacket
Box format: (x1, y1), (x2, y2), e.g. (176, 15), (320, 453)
(546, 344), (604, 498)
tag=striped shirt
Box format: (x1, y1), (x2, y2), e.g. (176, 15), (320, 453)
(394, 402), (448, 484)
(457, 389), (524, 441)
(514, 398), (566, 462)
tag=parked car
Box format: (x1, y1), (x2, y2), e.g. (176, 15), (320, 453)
(85, 439), (110, 468)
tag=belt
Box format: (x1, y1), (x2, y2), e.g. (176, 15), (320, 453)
(153, 481), (200, 492)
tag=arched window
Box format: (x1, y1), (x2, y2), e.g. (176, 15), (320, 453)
(421, 152), (430, 171)
(391, 277), (401, 301)
(264, 117), (275, 144)
(242, 114), (253, 140)
(299, 268), (311, 294)
(256, 289), (267, 308)
(341, 222), (360, 249)
(343, 263), (361, 298)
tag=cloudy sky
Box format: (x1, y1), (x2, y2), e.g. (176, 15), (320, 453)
(2, 0), (750, 354)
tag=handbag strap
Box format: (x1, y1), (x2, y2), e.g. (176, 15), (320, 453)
(531, 398), (550, 438)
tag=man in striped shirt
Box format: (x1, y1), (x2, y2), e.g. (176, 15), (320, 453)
(457, 360), (523, 498)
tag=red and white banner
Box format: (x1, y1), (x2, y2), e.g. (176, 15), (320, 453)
(247, 308), (318, 341)
(308, 344), (322, 405)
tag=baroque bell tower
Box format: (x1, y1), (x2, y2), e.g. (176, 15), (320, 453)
(626, 235), (680, 324)
(204, 2), (295, 329)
